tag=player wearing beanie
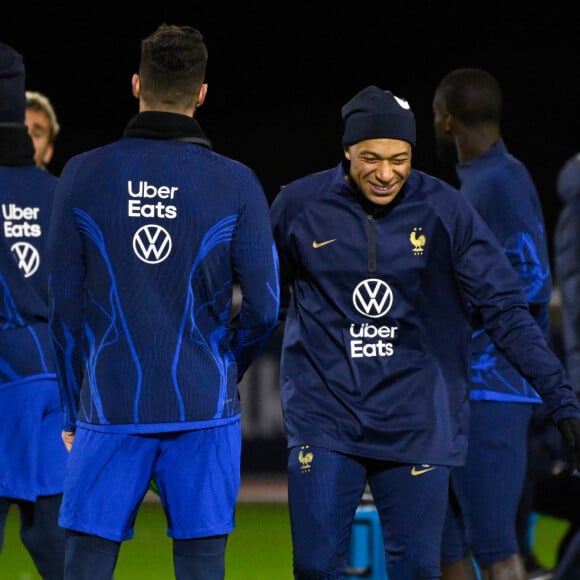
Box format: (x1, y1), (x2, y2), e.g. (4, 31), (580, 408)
(270, 84), (580, 579)
(0, 42), (67, 579)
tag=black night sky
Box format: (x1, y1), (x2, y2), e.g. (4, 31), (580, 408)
(4, 5), (579, 261)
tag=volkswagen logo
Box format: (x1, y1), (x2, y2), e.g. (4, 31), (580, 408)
(133, 224), (172, 264)
(11, 241), (39, 277)
(352, 278), (393, 318)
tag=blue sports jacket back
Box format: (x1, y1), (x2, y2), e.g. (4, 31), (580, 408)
(0, 130), (57, 386)
(270, 163), (579, 466)
(47, 112), (280, 434)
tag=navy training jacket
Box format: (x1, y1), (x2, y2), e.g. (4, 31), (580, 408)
(270, 162), (580, 466)
(457, 140), (551, 404)
(0, 125), (57, 385)
(48, 112), (280, 433)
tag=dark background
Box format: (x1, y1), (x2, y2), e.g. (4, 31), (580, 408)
(4, 5), (580, 261)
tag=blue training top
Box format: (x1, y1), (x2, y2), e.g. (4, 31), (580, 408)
(0, 125), (66, 501)
(457, 140), (551, 404)
(270, 162), (579, 467)
(0, 140), (57, 385)
(48, 112), (280, 434)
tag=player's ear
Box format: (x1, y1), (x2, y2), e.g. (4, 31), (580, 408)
(196, 83), (208, 108)
(132, 74), (140, 99)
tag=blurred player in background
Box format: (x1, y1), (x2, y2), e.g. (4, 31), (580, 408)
(0, 43), (67, 580)
(25, 90), (60, 171)
(433, 67), (552, 579)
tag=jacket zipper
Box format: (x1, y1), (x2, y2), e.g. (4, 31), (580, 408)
(366, 214), (376, 272)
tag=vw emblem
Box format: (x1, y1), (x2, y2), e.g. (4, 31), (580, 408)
(133, 224), (172, 264)
(11, 241), (40, 277)
(352, 278), (393, 318)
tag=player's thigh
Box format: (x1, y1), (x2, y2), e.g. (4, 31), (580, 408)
(454, 402), (532, 520)
(156, 420), (242, 539)
(452, 401), (532, 560)
(287, 446), (367, 564)
(369, 462), (450, 577)
(60, 429), (158, 541)
(441, 483), (471, 563)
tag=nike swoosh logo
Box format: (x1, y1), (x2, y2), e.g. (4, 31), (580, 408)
(312, 239), (337, 249)
(410, 466), (437, 476)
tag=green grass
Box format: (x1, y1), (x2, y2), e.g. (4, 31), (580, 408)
(1, 502), (567, 578)
(0, 501), (293, 579)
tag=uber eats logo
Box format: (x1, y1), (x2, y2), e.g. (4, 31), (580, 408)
(127, 181), (177, 264)
(127, 180), (177, 219)
(350, 279), (398, 358)
(2, 204), (42, 278)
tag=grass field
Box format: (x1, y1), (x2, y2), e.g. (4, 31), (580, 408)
(1, 501), (293, 579)
(0, 501), (567, 579)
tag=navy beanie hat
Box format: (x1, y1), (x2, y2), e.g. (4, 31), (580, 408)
(0, 43), (26, 123)
(342, 85), (416, 147)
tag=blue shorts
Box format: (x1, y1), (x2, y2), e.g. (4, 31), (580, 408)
(59, 420), (241, 541)
(0, 377), (68, 500)
(441, 401), (533, 567)
(287, 446), (450, 579)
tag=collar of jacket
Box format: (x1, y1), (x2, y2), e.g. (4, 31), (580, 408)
(456, 139), (507, 177)
(122, 111), (213, 149)
(0, 124), (35, 167)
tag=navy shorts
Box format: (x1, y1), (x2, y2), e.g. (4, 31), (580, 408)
(59, 420), (241, 541)
(441, 401), (533, 566)
(287, 446), (450, 579)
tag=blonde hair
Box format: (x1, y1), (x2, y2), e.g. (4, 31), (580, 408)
(26, 91), (60, 142)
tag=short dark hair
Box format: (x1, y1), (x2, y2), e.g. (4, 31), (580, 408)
(435, 68), (502, 126)
(138, 24), (208, 108)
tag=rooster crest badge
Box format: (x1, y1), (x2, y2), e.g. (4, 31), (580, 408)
(298, 445), (314, 472)
(410, 227), (426, 255)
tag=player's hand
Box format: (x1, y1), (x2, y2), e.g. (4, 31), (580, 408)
(62, 430), (75, 452)
(557, 418), (580, 473)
